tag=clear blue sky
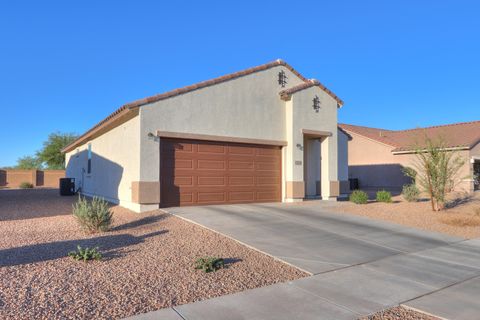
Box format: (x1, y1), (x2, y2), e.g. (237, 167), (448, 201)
(1, 1), (479, 167)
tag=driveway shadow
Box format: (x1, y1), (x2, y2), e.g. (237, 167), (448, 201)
(0, 230), (167, 267)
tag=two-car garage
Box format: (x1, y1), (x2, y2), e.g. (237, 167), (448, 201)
(160, 138), (282, 207)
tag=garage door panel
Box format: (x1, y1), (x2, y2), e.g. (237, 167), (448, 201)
(197, 176), (226, 186)
(173, 176), (194, 187)
(229, 176), (255, 186)
(163, 159), (193, 169)
(229, 160), (255, 170)
(256, 176), (280, 185)
(256, 161), (281, 170)
(197, 160), (226, 170)
(197, 144), (227, 154)
(229, 191), (255, 202)
(160, 138), (281, 207)
(197, 192), (226, 203)
(256, 191), (280, 201)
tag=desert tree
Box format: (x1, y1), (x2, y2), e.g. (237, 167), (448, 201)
(406, 136), (465, 211)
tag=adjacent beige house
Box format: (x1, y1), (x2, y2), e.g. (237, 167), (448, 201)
(340, 121), (480, 193)
(63, 60), (349, 212)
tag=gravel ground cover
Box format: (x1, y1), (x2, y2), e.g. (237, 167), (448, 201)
(331, 192), (480, 239)
(361, 306), (440, 320)
(0, 189), (306, 319)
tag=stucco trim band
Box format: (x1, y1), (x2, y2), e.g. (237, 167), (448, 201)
(330, 181), (340, 197)
(286, 181), (305, 199)
(302, 129), (333, 137)
(156, 131), (287, 146)
(131, 181), (160, 204)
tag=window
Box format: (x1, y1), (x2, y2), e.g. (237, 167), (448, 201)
(87, 144), (92, 174)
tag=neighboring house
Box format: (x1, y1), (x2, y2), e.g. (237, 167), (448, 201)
(62, 60), (348, 212)
(340, 121), (480, 193)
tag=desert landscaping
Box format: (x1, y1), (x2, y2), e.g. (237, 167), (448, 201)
(0, 189), (306, 319)
(332, 190), (480, 239)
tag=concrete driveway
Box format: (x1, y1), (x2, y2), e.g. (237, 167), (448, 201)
(130, 202), (480, 320)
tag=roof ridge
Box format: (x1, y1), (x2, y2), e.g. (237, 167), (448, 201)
(63, 59), (344, 153)
(339, 123), (393, 132)
(123, 60), (342, 108)
(394, 120), (480, 133)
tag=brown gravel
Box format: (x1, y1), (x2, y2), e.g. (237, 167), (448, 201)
(361, 306), (440, 320)
(0, 189), (306, 319)
(331, 191), (480, 239)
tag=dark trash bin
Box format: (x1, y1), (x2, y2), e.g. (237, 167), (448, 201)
(349, 178), (359, 190)
(60, 178), (75, 196)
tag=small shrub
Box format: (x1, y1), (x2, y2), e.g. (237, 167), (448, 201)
(376, 190), (392, 203)
(19, 182), (34, 189)
(195, 257), (225, 273)
(349, 190), (368, 204)
(73, 196), (113, 233)
(68, 246), (102, 262)
(402, 184), (420, 202)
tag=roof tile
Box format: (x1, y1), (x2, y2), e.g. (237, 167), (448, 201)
(339, 121), (480, 152)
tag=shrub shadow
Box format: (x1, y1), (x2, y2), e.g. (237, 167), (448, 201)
(446, 194), (479, 209)
(0, 230), (167, 267)
(111, 215), (168, 232)
(223, 257), (243, 268)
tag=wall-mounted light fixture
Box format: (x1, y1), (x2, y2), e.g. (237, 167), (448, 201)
(278, 70), (287, 87)
(313, 95), (321, 112)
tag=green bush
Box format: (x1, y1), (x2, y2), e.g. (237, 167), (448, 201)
(68, 245), (102, 262)
(402, 184), (420, 202)
(73, 196), (113, 233)
(19, 182), (34, 189)
(195, 257), (225, 273)
(349, 190), (368, 204)
(376, 190), (392, 203)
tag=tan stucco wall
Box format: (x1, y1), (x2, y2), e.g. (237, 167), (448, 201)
(346, 131), (473, 192)
(65, 65), (344, 212)
(139, 65), (304, 183)
(286, 86), (339, 200)
(65, 116), (143, 211)
(139, 65), (341, 203)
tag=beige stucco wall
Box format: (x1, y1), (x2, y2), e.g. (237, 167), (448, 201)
(346, 130), (474, 192)
(65, 116), (142, 211)
(139, 65), (304, 183)
(140, 65), (341, 203)
(285, 86), (339, 199)
(347, 132), (413, 188)
(65, 64), (344, 212)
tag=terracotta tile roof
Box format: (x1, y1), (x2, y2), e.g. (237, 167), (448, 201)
(279, 79), (343, 106)
(63, 59), (343, 153)
(339, 121), (480, 153)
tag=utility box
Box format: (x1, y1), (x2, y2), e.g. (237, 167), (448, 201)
(59, 178), (75, 196)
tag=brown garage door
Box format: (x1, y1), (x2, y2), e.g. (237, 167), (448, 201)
(160, 138), (282, 207)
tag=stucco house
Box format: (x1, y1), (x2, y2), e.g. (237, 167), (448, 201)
(340, 121), (480, 193)
(63, 60), (349, 212)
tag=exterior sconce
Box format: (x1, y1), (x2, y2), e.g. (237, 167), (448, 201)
(313, 95), (321, 112)
(278, 70), (287, 87)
